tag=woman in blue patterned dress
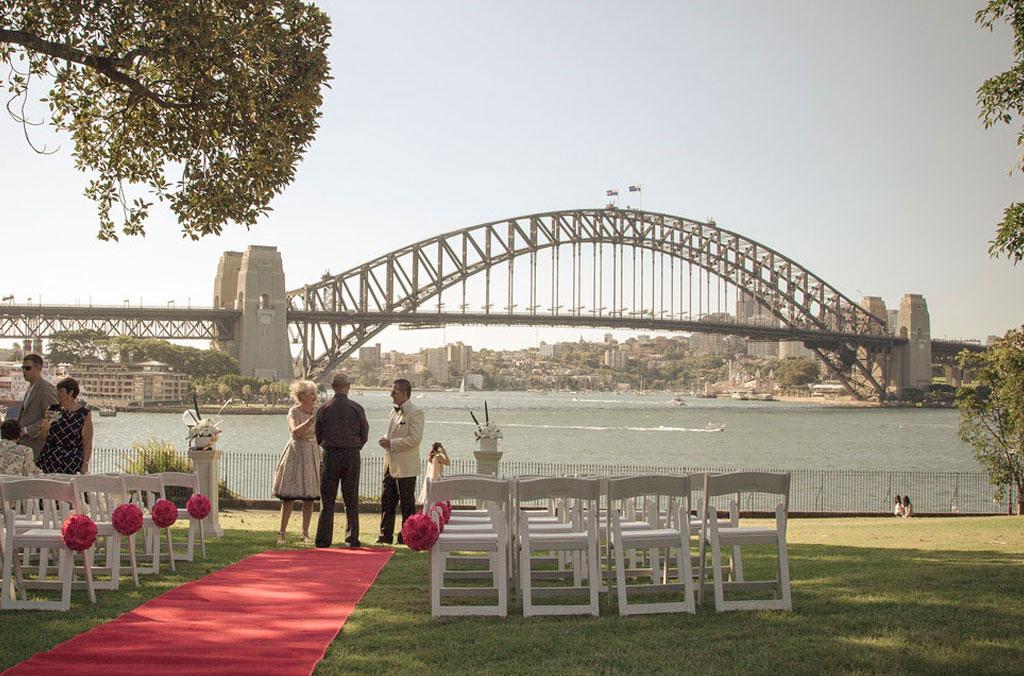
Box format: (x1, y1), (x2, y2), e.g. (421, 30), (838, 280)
(37, 377), (93, 475)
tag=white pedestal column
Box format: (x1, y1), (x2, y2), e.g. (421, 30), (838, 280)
(473, 438), (502, 477)
(188, 448), (224, 537)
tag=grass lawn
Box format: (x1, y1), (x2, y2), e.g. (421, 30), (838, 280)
(2, 512), (1022, 674)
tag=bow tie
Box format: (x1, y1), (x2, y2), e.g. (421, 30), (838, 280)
(393, 406), (402, 413)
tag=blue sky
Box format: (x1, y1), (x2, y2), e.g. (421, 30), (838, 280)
(0, 1), (1020, 353)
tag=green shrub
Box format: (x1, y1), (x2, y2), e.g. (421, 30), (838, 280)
(122, 438), (238, 502)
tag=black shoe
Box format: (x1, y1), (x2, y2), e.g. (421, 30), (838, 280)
(347, 541), (363, 549)
(315, 543), (331, 549)
(396, 533), (404, 545)
(374, 536), (392, 545)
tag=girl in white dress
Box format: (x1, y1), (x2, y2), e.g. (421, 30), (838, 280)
(272, 380), (322, 544)
(417, 442), (451, 505)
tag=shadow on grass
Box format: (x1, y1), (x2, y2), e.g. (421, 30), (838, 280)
(322, 543), (1024, 675)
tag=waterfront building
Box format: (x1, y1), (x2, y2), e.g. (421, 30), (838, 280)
(539, 342), (561, 359)
(604, 349), (627, 369)
(69, 361), (189, 407)
(464, 373), (485, 390)
(358, 343), (382, 364)
(446, 342), (473, 374)
(423, 347), (450, 385)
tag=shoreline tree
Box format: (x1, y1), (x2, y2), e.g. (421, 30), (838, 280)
(977, 0), (1024, 264)
(1, 1), (331, 240)
(956, 326), (1024, 514)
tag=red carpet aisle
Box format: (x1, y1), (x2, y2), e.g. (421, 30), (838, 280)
(5, 548), (393, 676)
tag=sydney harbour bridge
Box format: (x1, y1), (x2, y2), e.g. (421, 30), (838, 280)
(0, 208), (982, 400)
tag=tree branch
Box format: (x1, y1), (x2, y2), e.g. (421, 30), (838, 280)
(0, 28), (192, 110)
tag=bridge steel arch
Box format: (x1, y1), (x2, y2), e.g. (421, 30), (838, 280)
(286, 208), (893, 397)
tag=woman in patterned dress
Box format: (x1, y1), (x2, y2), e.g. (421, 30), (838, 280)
(272, 380), (322, 544)
(37, 377), (92, 475)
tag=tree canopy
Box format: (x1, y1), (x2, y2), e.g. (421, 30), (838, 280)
(956, 326), (1024, 514)
(977, 0), (1024, 264)
(1, 1), (331, 240)
(46, 331), (239, 379)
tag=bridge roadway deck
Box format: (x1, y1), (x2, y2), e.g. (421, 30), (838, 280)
(286, 310), (904, 348)
(2, 305), (990, 354)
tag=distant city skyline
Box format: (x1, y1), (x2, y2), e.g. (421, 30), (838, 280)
(0, 1), (1020, 355)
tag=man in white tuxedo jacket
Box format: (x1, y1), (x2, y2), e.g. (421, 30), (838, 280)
(376, 378), (424, 544)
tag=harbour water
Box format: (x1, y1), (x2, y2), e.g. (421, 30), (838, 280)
(92, 391), (979, 473)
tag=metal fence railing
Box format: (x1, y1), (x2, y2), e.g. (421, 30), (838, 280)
(89, 448), (1007, 514)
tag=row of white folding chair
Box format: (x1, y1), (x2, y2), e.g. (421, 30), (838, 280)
(0, 478), (96, 611)
(425, 476), (510, 617)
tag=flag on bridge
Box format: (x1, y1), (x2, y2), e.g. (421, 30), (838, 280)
(606, 189), (619, 197)
(628, 184), (641, 192)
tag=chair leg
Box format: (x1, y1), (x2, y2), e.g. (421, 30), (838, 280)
(496, 543), (508, 617)
(127, 533), (140, 587)
(109, 534), (121, 591)
(678, 538), (696, 614)
(59, 549), (72, 611)
(587, 542), (600, 616)
(778, 532), (792, 610)
(710, 534), (726, 612)
(731, 544), (744, 582)
(519, 538), (533, 616)
(198, 519), (207, 559)
(430, 548), (443, 616)
(1, 533), (15, 609)
(81, 548), (96, 603)
(614, 541), (629, 614)
(165, 528), (176, 572)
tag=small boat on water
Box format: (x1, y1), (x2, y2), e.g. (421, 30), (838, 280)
(98, 407), (117, 417)
(704, 422), (726, 432)
(669, 396), (687, 406)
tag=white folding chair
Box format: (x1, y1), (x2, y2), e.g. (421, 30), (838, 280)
(688, 472), (743, 581)
(72, 475), (139, 589)
(122, 474), (175, 575)
(427, 476), (510, 617)
(608, 475), (695, 615)
(517, 477), (601, 617)
(154, 472), (207, 561)
(1, 478), (96, 611)
(698, 471), (792, 612)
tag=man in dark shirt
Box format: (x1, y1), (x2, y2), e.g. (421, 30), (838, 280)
(314, 371), (369, 548)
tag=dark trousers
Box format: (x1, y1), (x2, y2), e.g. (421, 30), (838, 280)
(315, 448), (361, 547)
(379, 468), (416, 542)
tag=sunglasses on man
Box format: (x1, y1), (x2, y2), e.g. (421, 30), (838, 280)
(21, 365), (34, 371)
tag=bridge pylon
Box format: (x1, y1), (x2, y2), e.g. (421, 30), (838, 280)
(213, 246), (294, 381)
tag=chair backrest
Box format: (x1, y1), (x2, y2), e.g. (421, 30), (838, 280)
(608, 474), (689, 501)
(704, 471), (791, 512)
(517, 477), (601, 503)
(72, 475), (129, 521)
(427, 476), (508, 505)
(122, 474), (166, 509)
(153, 472), (200, 493)
(0, 478), (80, 528)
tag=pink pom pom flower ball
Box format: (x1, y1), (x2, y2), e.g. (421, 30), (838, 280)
(401, 513), (439, 551)
(111, 503), (144, 535)
(186, 494), (212, 520)
(151, 499), (178, 528)
(61, 513), (98, 551)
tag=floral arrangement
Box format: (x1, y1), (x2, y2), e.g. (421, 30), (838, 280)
(111, 504), (144, 535)
(61, 513), (98, 551)
(468, 401), (502, 440)
(401, 513), (439, 551)
(184, 394), (223, 450)
(151, 499), (179, 528)
(187, 418), (222, 450)
(186, 494), (212, 520)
